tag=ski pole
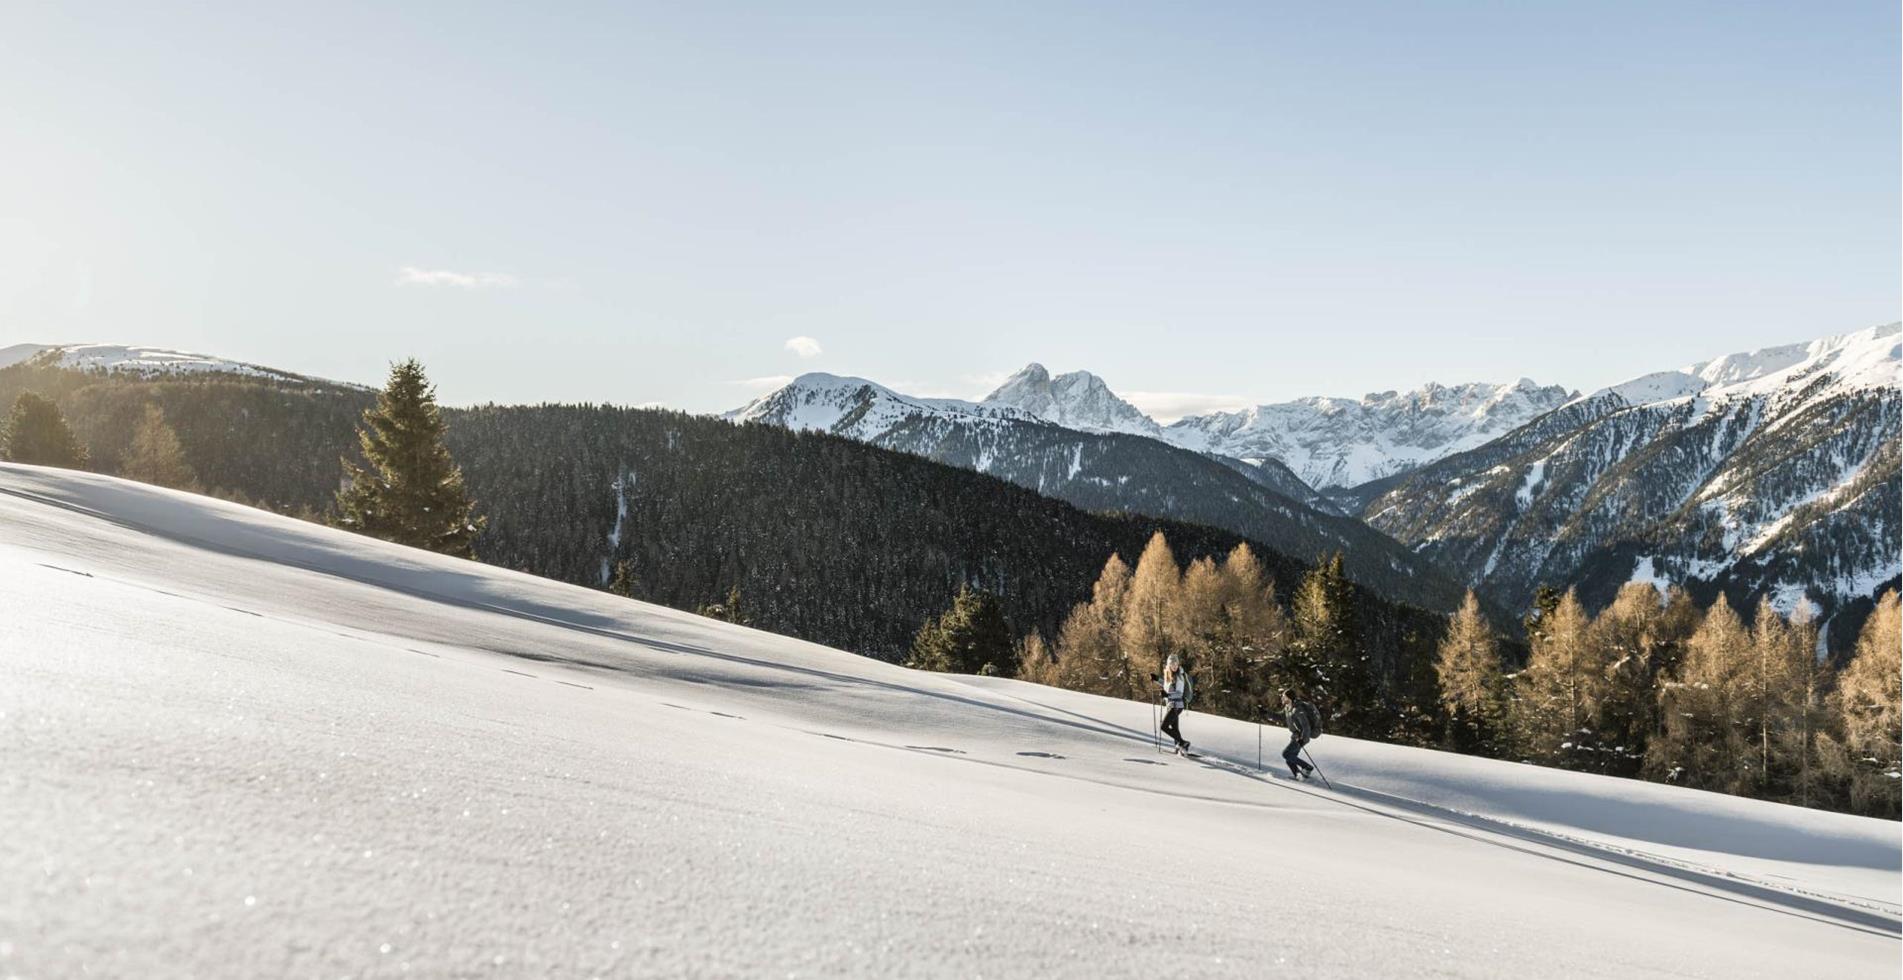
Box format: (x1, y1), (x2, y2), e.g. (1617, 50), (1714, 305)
(1153, 695), (1160, 753)
(1302, 748), (1332, 790)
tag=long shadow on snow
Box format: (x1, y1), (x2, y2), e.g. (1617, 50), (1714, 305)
(2, 484), (1160, 752)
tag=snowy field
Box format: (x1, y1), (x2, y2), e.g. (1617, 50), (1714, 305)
(2, 464), (1897, 978)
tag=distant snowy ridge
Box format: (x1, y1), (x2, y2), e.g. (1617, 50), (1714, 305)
(1580, 322), (1900, 413)
(8, 343), (355, 387)
(724, 372), (1041, 440)
(1162, 378), (1577, 490)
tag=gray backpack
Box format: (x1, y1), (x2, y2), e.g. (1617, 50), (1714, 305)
(1296, 700), (1323, 740)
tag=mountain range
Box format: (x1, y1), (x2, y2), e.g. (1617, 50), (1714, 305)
(7, 321), (1896, 647)
(730, 322), (1900, 648)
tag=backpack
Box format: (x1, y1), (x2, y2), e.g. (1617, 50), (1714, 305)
(1297, 700), (1323, 741)
(1180, 671), (1195, 708)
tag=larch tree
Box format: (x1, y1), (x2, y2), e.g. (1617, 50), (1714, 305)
(1592, 582), (1668, 776)
(1647, 595), (1752, 792)
(121, 404), (198, 491)
(1769, 601), (1833, 809)
(1120, 532), (1180, 698)
(1052, 553), (1131, 697)
(1435, 590), (1506, 754)
(1820, 591), (1901, 817)
(1513, 589), (1607, 768)
(334, 359), (484, 558)
(1217, 543), (1288, 721)
(1, 391), (87, 468)
(1743, 597), (1798, 793)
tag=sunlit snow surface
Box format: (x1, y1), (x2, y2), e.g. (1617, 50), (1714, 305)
(2, 464), (1897, 978)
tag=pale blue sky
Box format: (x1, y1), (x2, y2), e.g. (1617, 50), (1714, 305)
(2, 2), (1895, 418)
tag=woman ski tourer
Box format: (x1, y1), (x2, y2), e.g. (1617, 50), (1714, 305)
(1157, 654), (1191, 755)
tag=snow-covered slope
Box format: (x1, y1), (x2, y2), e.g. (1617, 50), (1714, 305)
(1164, 379), (1576, 490)
(3, 464), (1896, 977)
(1362, 323), (1902, 637)
(0, 342), (54, 370)
(980, 362), (1163, 437)
(28, 343), (314, 382)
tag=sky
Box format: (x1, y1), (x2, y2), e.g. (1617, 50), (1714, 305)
(2, 2), (1896, 420)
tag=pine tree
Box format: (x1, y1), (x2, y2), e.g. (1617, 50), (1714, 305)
(121, 404), (198, 490)
(1435, 590), (1506, 754)
(1820, 590), (1901, 817)
(1513, 589), (1608, 768)
(0, 391), (87, 468)
(1647, 595), (1752, 792)
(906, 584), (1013, 676)
(334, 359), (484, 558)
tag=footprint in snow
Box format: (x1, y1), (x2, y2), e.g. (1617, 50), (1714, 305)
(1123, 758), (1166, 766)
(1016, 751), (1065, 759)
(905, 745), (966, 754)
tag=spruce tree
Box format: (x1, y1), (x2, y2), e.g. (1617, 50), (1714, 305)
(334, 359), (483, 558)
(1435, 590), (1506, 754)
(121, 404), (198, 490)
(906, 584), (1013, 676)
(1290, 553), (1375, 735)
(1820, 590), (1901, 816)
(1, 391), (87, 468)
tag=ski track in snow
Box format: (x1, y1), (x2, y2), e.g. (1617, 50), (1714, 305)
(1, 463), (1898, 978)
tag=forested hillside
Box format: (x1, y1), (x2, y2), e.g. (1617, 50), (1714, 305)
(0, 361), (1444, 663)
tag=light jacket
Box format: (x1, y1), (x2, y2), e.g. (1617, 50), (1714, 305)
(1162, 671), (1187, 707)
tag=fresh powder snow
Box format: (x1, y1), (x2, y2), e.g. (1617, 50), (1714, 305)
(2, 464), (1896, 978)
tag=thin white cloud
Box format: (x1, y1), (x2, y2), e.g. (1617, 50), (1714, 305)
(395, 266), (521, 289)
(784, 336), (823, 358)
(1123, 391), (1256, 424)
(731, 375), (794, 391)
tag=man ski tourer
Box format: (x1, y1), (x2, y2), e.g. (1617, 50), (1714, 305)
(1281, 688), (1321, 779)
(1156, 654), (1191, 756)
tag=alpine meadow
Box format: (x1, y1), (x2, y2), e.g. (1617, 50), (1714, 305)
(3, 4), (1898, 978)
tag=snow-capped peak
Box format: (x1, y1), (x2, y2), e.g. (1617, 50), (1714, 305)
(1581, 322), (1901, 412)
(724, 372), (1037, 440)
(1161, 379), (1575, 490)
(980, 362), (1161, 437)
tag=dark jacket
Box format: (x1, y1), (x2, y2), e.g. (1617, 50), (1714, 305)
(1284, 700), (1317, 740)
